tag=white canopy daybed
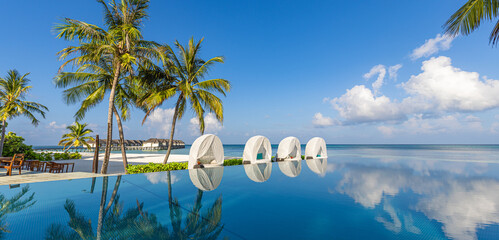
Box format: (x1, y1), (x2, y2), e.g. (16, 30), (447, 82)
(278, 160), (301, 178)
(244, 162), (272, 182)
(188, 134), (224, 169)
(306, 158), (328, 176)
(189, 167), (224, 191)
(276, 137), (301, 161)
(242, 135), (272, 164)
(305, 137), (327, 159)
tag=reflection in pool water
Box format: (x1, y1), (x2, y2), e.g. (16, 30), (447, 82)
(2, 146), (499, 239)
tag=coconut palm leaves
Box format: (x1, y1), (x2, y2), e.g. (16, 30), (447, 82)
(55, 0), (160, 174)
(0, 70), (48, 156)
(444, 0), (499, 45)
(58, 122), (95, 151)
(141, 38), (230, 164)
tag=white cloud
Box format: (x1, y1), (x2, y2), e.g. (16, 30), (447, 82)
(144, 108), (175, 138)
(312, 112), (336, 128)
(363, 64), (386, 95)
(388, 64), (403, 80)
(47, 121), (67, 130)
(328, 56), (499, 133)
(330, 85), (405, 124)
(402, 56), (499, 112)
(410, 34), (454, 60)
(189, 112), (223, 135)
(377, 126), (395, 136)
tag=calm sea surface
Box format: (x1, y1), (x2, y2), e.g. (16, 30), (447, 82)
(4, 144), (499, 239)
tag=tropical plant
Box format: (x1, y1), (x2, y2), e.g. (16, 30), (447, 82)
(0, 186), (36, 238)
(126, 162), (188, 174)
(0, 70), (48, 156)
(55, 0), (161, 174)
(55, 57), (146, 171)
(444, 0), (499, 45)
(140, 38), (230, 164)
(58, 122), (94, 151)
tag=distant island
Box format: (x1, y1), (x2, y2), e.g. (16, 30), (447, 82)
(88, 138), (185, 151)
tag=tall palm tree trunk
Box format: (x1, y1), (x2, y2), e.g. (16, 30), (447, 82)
(0, 120), (6, 157)
(113, 107), (128, 173)
(163, 98), (181, 164)
(102, 65), (121, 174)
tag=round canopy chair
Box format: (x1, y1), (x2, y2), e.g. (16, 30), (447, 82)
(305, 137), (327, 159)
(306, 158), (328, 176)
(278, 160), (301, 178)
(242, 135), (272, 164)
(244, 162), (272, 183)
(189, 167), (224, 191)
(188, 134), (224, 169)
(276, 137), (301, 161)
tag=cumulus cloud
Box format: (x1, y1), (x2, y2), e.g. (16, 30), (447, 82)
(312, 112), (336, 127)
(328, 56), (499, 130)
(388, 64), (403, 80)
(410, 34), (454, 60)
(377, 126), (395, 136)
(144, 108), (175, 138)
(189, 112), (223, 135)
(47, 121), (67, 130)
(402, 56), (499, 112)
(330, 85), (405, 124)
(364, 64), (386, 95)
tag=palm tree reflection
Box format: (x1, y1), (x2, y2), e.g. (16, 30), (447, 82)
(45, 173), (226, 240)
(0, 186), (36, 239)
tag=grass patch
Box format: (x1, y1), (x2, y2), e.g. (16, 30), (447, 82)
(126, 162), (188, 174)
(223, 158), (242, 166)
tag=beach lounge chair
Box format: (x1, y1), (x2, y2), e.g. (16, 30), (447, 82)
(276, 136), (301, 161)
(188, 134), (224, 169)
(242, 135), (272, 164)
(305, 137), (327, 159)
(1, 154), (25, 176)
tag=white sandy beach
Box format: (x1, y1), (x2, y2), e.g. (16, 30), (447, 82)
(54, 152), (190, 174)
(52, 152), (237, 174)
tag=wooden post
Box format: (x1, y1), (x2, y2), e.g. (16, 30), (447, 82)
(92, 135), (99, 173)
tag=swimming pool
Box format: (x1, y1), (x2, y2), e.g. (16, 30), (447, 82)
(2, 148), (499, 239)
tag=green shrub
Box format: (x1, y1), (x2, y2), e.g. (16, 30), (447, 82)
(2, 132), (37, 158)
(126, 162), (188, 174)
(223, 158), (243, 166)
(301, 155), (305, 160)
(69, 152), (82, 159)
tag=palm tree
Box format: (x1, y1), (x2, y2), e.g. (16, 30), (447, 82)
(55, 57), (146, 171)
(140, 38), (231, 164)
(55, 0), (161, 174)
(0, 70), (48, 157)
(58, 122), (95, 151)
(444, 0), (499, 45)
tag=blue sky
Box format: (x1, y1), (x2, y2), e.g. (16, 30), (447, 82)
(1, 0), (499, 145)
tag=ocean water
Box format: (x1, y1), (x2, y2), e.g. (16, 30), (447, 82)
(2, 145), (499, 239)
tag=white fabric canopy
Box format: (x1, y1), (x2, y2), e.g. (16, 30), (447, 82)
(188, 134), (224, 169)
(189, 167), (224, 191)
(276, 136), (301, 160)
(278, 160), (301, 178)
(306, 158), (328, 176)
(305, 137), (327, 159)
(244, 162), (272, 182)
(242, 135), (272, 164)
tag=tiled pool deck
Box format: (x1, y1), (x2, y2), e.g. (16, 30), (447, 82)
(0, 169), (117, 185)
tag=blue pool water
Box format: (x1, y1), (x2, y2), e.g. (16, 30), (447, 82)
(2, 145), (499, 239)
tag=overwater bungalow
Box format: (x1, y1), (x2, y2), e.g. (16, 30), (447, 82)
(88, 138), (185, 151)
